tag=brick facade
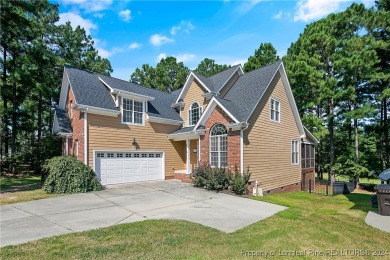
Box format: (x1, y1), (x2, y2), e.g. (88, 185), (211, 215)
(199, 106), (240, 171)
(63, 87), (85, 162)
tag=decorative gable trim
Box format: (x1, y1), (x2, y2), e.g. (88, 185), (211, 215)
(303, 126), (320, 144)
(194, 97), (240, 130)
(59, 68), (74, 110)
(279, 62), (305, 138)
(175, 72), (211, 103)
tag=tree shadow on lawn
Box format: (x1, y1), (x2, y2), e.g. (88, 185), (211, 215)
(345, 193), (377, 213)
(0, 176), (43, 194)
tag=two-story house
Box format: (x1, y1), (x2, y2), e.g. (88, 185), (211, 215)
(53, 60), (318, 194)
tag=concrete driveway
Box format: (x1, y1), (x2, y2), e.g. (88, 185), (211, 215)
(0, 180), (286, 247)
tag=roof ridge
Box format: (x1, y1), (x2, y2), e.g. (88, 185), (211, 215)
(92, 71), (177, 97)
(65, 65), (179, 97)
(239, 60), (282, 77)
(207, 64), (239, 79)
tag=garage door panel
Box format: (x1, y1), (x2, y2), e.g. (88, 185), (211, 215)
(96, 152), (163, 185)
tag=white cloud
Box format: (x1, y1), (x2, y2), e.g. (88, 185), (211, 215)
(93, 13), (105, 19)
(157, 53), (167, 61)
(58, 12), (97, 35)
(61, 0), (113, 12)
(129, 42), (142, 49)
(170, 21), (195, 35)
(175, 53), (196, 63)
(96, 47), (123, 58)
(119, 9), (131, 22)
(230, 60), (245, 66)
(294, 0), (345, 22)
(94, 39), (123, 58)
(273, 11), (283, 19)
(237, 0), (262, 15)
(150, 34), (174, 46)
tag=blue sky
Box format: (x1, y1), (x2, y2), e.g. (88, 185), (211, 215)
(53, 0), (375, 80)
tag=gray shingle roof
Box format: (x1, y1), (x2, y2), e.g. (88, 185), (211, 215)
(98, 75), (181, 121)
(169, 126), (194, 135)
(171, 88), (183, 96)
(169, 125), (205, 135)
(222, 60), (282, 122)
(65, 66), (181, 122)
(63, 61), (282, 127)
(65, 66), (117, 111)
(192, 65), (240, 92)
(55, 108), (72, 133)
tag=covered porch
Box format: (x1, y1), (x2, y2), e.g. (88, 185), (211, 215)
(168, 127), (205, 175)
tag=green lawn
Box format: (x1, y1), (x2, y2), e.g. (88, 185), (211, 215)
(0, 176), (58, 205)
(1, 191), (389, 259)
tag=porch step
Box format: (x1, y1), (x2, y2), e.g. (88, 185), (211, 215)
(174, 173), (192, 184)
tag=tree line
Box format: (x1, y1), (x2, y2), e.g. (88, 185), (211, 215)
(0, 0), (112, 174)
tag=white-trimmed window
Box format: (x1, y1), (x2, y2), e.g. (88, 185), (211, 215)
(210, 124), (228, 167)
(189, 102), (202, 126)
(292, 140), (299, 165)
(270, 98), (280, 122)
(122, 98), (144, 125)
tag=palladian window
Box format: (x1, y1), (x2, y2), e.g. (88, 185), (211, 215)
(210, 124), (228, 167)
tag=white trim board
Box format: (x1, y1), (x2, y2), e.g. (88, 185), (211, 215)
(194, 97), (240, 130)
(175, 72), (211, 103)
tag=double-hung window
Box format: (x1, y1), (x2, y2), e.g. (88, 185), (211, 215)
(189, 102), (201, 126)
(122, 98), (144, 125)
(270, 98), (280, 122)
(292, 140), (299, 165)
(210, 124), (228, 167)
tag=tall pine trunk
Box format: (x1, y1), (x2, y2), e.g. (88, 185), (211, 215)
(384, 98), (389, 168)
(354, 118), (359, 186)
(328, 98), (335, 183)
(10, 50), (17, 173)
(2, 48), (9, 158)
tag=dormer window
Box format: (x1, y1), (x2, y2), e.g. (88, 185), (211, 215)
(122, 97), (144, 125)
(189, 102), (202, 126)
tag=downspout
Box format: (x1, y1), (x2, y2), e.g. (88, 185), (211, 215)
(84, 109), (88, 165)
(240, 124), (249, 174)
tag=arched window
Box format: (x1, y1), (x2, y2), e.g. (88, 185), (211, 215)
(189, 102), (201, 126)
(210, 124), (228, 167)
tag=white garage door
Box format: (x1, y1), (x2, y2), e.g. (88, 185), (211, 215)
(95, 151), (163, 185)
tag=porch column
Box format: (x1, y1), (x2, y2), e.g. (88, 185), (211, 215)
(186, 139), (190, 174)
(65, 137), (69, 156)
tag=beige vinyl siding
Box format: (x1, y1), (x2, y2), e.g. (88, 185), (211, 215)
(219, 72), (240, 97)
(243, 72), (301, 191)
(182, 79), (208, 127)
(88, 105), (185, 178)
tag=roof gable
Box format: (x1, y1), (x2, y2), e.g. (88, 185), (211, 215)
(63, 66), (117, 111)
(194, 61), (305, 138)
(175, 65), (242, 103)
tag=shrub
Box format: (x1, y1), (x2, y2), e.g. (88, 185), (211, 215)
(229, 168), (251, 195)
(206, 167), (229, 191)
(43, 156), (102, 194)
(191, 164), (229, 191)
(191, 164), (212, 188)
